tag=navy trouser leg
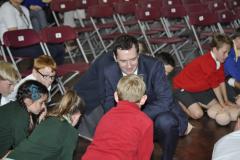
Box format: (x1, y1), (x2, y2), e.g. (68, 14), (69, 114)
(154, 112), (179, 160)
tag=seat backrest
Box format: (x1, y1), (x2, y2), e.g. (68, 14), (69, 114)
(184, 3), (210, 14)
(161, 5), (187, 18)
(200, 0), (214, 3)
(233, 7), (240, 19)
(118, 0), (138, 2)
(208, 1), (226, 12)
(98, 0), (119, 5)
(181, 0), (202, 5)
(87, 4), (114, 18)
(40, 26), (77, 43)
(226, 0), (240, 9)
(3, 29), (41, 48)
(138, 0), (162, 9)
(78, 0), (98, 9)
(188, 12), (218, 26)
(135, 5), (161, 21)
(162, 0), (182, 7)
(113, 1), (136, 14)
(50, 0), (79, 12)
(216, 9), (236, 23)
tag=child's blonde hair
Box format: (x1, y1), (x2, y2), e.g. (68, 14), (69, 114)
(47, 90), (85, 118)
(0, 61), (20, 83)
(33, 55), (57, 71)
(116, 74), (146, 103)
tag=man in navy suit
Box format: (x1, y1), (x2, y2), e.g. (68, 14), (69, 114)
(74, 52), (115, 138)
(103, 34), (188, 160)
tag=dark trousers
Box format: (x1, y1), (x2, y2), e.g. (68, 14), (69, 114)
(144, 102), (188, 160)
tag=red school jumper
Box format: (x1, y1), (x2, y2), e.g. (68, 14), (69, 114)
(82, 100), (154, 160)
(173, 52), (225, 92)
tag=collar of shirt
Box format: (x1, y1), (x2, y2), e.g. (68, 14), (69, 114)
(210, 51), (221, 70)
(0, 95), (9, 106)
(116, 100), (140, 110)
(122, 68), (138, 76)
(233, 42), (240, 62)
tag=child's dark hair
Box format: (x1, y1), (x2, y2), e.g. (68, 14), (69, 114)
(47, 90), (85, 118)
(16, 80), (49, 133)
(155, 52), (175, 67)
(112, 34), (139, 57)
(138, 40), (150, 54)
(16, 80), (49, 107)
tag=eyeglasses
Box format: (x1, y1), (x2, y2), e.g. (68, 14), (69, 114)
(37, 70), (56, 80)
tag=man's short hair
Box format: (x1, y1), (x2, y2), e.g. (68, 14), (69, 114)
(33, 55), (57, 71)
(116, 74), (146, 103)
(210, 34), (232, 50)
(0, 61), (20, 83)
(112, 34), (139, 57)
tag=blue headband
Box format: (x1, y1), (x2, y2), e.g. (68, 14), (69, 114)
(28, 84), (41, 101)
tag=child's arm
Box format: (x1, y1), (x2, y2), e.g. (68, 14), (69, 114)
(219, 82), (236, 106)
(213, 86), (226, 108)
(219, 82), (229, 103)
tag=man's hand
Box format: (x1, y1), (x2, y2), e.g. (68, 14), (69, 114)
(30, 5), (42, 11)
(42, 0), (52, 3)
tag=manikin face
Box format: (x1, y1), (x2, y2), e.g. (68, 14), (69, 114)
(33, 67), (56, 88)
(26, 94), (48, 115)
(115, 45), (139, 75)
(213, 43), (231, 63)
(0, 80), (15, 96)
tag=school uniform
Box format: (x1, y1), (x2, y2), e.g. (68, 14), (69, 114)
(173, 52), (225, 106)
(82, 101), (153, 160)
(224, 48), (240, 100)
(174, 52), (225, 92)
(0, 101), (29, 158)
(102, 54), (188, 160)
(8, 116), (78, 160)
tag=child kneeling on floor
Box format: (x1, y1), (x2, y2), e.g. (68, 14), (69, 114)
(82, 74), (154, 160)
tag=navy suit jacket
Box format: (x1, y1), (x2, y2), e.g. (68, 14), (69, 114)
(103, 55), (188, 135)
(74, 52), (115, 114)
(103, 55), (176, 118)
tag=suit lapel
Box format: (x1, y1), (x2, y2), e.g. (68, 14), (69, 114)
(137, 56), (147, 83)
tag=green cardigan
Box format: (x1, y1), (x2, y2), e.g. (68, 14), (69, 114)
(0, 101), (29, 157)
(8, 117), (78, 160)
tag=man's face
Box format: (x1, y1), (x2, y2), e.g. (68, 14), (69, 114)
(116, 45), (139, 75)
(213, 43), (231, 63)
(0, 80), (15, 96)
